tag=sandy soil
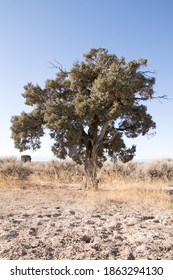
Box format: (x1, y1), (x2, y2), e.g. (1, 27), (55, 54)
(0, 183), (173, 260)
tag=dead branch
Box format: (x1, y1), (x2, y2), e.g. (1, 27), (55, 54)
(49, 59), (70, 74)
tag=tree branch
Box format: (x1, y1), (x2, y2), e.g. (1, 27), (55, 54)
(139, 70), (156, 77)
(102, 130), (117, 145)
(134, 95), (167, 101)
(97, 120), (110, 144)
(49, 60), (70, 74)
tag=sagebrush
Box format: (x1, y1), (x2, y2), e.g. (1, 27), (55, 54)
(1, 157), (173, 184)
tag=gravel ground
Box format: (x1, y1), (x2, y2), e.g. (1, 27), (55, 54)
(0, 184), (173, 260)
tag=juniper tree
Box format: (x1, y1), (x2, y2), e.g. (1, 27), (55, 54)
(11, 48), (160, 189)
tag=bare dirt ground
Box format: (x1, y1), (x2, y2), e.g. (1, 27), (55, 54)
(0, 183), (173, 260)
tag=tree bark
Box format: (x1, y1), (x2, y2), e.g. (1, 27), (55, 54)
(84, 141), (99, 190)
(83, 121), (110, 190)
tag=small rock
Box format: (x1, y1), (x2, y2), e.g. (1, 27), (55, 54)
(12, 219), (22, 224)
(37, 215), (43, 218)
(111, 247), (119, 257)
(69, 223), (76, 227)
(7, 214), (14, 217)
(53, 213), (61, 217)
(29, 228), (37, 236)
(91, 214), (101, 218)
(22, 213), (30, 218)
(21, 250), (27, 256)
(81, 235), (92, 243)
(6, 231), (19, 238)
(46, 214), (51, 218)
(86, 220), (95, 225)
(114, 235), (124, 241)
(153, 219), (160, 223)
(56, 228), (63, 233)
(45, 247), (54, 256)
(92, 243), (100, 251)
(142, 216), (155, 221)
(50, 223), (56, 227)
(127, 252), (135, 260)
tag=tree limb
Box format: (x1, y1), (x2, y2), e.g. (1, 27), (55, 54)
(102, 130), (118, 145)
(97, 120), (110, 144)
(49, 60), (70, 74)
(134, 95), (167, 101)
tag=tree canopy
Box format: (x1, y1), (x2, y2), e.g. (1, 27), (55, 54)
(11, 48), (158, 189)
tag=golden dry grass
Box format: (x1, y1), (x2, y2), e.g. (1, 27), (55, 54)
(0, 157), (173, 209)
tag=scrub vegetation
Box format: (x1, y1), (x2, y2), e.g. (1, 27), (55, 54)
(0, 157), (173, 206)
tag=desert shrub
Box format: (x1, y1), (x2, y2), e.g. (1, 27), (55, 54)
(47, 160), (83, 182)
(145, 159), (173, 182)
(99, 159), (173, 183)
(30, 160), (84, 183)
(1, 157), (173, 184)
(100, 161), (140, 181)
(0, 157), (33, 181)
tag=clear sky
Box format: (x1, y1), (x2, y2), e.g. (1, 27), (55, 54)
(0, 0), (173, 161)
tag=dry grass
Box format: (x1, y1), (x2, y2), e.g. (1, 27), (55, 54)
(0, 157), (173, 208)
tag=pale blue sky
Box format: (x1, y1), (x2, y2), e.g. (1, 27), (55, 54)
(0, 0), (173, 161)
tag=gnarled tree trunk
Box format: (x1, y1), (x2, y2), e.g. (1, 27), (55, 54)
(84, 141), (99, 190)
(82, 120), (109, 190)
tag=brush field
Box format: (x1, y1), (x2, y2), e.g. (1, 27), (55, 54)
(0, 157), (173, 259)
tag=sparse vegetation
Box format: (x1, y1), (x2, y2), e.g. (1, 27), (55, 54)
(0, 157), (33, 181)
(100, 158), (173, 183)
(0, 157), (173, 207)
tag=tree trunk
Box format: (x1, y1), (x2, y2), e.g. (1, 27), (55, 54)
(84, 142), (99, 190)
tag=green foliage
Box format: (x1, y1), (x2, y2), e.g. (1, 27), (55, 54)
(11, 110), (44, 151)
(11, 48), (157, 183)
